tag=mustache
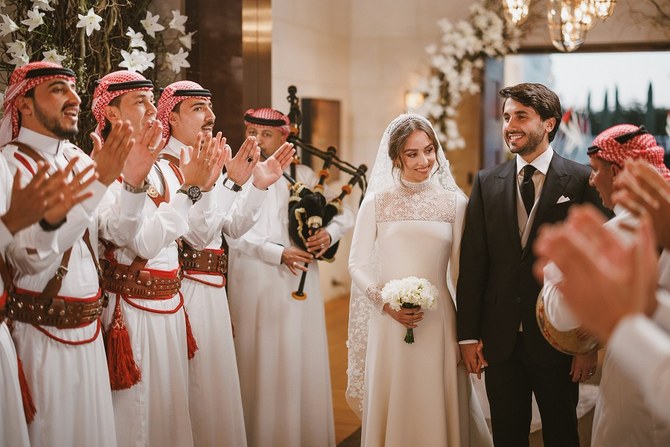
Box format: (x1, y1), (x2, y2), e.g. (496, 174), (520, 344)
(201, 121), (215, 129)
(61, 102), (80, 113)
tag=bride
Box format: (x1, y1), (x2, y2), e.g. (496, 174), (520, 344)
(347, 114), (492, 446)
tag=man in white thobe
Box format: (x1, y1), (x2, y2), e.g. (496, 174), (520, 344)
(227, 108), (354, 447)
(155, 81), (293, 446)
(542, 124), (670, 446)
(1, 61), (148, 447)
(93, 70), (222, 447)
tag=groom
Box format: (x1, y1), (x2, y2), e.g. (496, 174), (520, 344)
(456, 83), (605, 446)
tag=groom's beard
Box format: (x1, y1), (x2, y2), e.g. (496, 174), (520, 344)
(506, 125), (546, 157)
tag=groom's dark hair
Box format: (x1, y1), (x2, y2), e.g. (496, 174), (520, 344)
(499, 83), (562, 143)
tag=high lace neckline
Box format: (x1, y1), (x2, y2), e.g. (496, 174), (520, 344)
(398, 176), (432, 192)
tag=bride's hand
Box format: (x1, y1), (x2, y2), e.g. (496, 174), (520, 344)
(383, 304), (423, 329)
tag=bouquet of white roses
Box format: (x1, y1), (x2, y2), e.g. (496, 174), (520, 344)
(381, 276), (438, 344)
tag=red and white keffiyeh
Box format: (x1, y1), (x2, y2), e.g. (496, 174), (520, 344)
(156, 80), (212, 141)
(589, 124), (670, 181)
(244, 108), (290, 136)
(91, 70), (153, 137)
(0, 61), (76, 147)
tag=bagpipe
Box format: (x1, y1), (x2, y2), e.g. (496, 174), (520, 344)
(282, 86), (367, 300)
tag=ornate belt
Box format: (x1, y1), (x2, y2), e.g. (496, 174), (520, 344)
(7, 290), (103, 328)
(179, 246), (227, 276)
(100, 260), (181, 299)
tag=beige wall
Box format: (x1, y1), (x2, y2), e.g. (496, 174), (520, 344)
(271, 0), (670, 300)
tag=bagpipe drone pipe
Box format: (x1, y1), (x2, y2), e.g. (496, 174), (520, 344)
(282, 86), (367, 299)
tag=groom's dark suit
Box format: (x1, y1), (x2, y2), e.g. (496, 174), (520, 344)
(456, 152), (603, 447)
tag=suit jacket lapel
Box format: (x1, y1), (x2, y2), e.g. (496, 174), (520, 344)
(522, 154), (569, 258)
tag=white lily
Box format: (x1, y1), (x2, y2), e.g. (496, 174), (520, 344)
(126, 27), (147, 50)
(169, 10), (187, 34)
(178, 31), (194, 50)
(0, 14), (18, 37)
(140, 11), (164, 38)
(21, 8), (44, 32)
(119, 49), (155, 73)
(76, 8), (102, 37)
(42, 49), (67, 64)
(32, 0), (55, 11)
(9, 50), (29, 67)
(6, 40), (26, 57)
(166, 48), (190, 73)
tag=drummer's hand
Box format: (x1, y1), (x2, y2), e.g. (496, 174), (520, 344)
(306, 228), (331, 258)
(281, 246), (313, 276)
(571, 352), (598, 382)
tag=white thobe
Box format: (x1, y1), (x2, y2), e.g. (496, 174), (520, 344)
(0, 156), (30, 447)
(101, 155), (215, 447)
(160, 137), (266, 447)
(2, 127), (144, 447)
(543, 206), (670, 445)
(607, 255), (670, 426)
(227, 164), (354, 447)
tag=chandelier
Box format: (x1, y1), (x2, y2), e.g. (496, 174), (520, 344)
(502, 0), (616, 52)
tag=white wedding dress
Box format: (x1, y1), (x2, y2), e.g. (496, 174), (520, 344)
(348, 180), (492, 447)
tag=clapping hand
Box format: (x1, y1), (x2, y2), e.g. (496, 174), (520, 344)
(252, 142), (295, 190)
(224, 136), (261, 185)
(1, 158), (97, 233)
(42, 158), (97, 225)
(122, 119), (164, 187)
(180, 131), (227, 190)
(202, 132), (229, 190)
(90, 120), (134, 185)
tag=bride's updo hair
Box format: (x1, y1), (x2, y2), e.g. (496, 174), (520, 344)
(387, 115), (441, 174)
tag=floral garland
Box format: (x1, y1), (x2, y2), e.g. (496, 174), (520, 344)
(415, 0), (521, 150)
(0, 0), (192, 151)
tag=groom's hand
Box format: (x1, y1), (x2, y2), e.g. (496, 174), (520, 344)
(460, 341), (487, 379)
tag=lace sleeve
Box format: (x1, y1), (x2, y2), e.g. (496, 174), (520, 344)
(365, 284), (384, 313)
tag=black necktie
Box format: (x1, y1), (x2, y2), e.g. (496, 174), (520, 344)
(520, 165), (537, 216)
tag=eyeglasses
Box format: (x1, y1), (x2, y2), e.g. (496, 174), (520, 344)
(587, 125), (650, 155)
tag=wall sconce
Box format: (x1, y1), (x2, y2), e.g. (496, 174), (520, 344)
(405, 91), (425, 111)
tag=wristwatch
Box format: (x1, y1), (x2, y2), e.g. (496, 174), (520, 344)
(178, 185), (203, 203)
(122, 180), (150, 194)
(222, 177), (242, 192)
